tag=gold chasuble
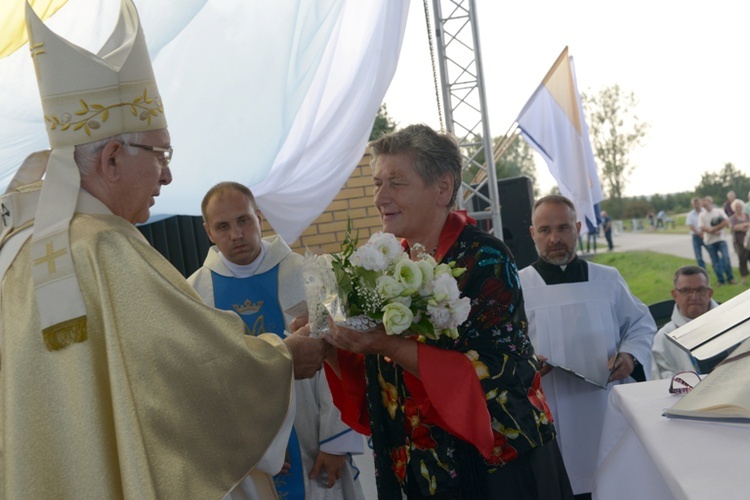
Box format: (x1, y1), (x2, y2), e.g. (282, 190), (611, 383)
(0, 193), (293, 498)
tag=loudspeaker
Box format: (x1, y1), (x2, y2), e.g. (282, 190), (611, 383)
(470, 176), (538, 269)
(138, 215), (212, 277)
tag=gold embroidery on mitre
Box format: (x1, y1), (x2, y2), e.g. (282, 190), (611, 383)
(45, 88), (164, 138)
(29, 40), (45, 79)
(43, 316), (88, 351)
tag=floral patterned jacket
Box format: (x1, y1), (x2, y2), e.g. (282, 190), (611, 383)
(325, 211), (556, 497)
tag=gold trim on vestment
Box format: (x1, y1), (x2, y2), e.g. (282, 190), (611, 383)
(43, 315), (87, 351)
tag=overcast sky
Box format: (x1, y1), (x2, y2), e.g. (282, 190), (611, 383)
(383, 0), (749, 199)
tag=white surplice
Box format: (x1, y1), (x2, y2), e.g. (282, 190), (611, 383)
(519, 262), (656, 494)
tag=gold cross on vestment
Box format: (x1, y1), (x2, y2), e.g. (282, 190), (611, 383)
(29, 37), (46, 79)
(34, 241), (68, 275)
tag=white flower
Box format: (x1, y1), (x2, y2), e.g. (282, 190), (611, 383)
(382, 302), (414, 335)
(328, 226), (470, 340)
(426, 304), (452, 328)
(394, 258), (423, 293)
(369, 231), (404, 265)
(427, 296), (471, 329)
(352, 244), (388, 271)
(448, 296), (472, 325)
(419, 254), (438, 267)
(431, 272), (461, 302)
(434, 263), (453, 277)
(388, 294), (412, 308)
(376, 275), (406, 299)
(415, 259), (435, 296)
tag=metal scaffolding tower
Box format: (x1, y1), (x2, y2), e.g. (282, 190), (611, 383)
(430, 0), (503, 239)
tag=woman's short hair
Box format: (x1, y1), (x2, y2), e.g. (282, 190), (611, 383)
(369, 124), (462, 207)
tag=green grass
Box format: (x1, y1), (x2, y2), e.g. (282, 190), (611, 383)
(589, 251), (749, 305)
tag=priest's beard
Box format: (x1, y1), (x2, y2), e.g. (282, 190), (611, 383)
(536, 244), (575, 266)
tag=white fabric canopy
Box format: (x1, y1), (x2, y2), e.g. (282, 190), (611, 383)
(0, 0), (409, 242)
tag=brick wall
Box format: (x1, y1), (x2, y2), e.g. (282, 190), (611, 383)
(261, 151), (382, 254)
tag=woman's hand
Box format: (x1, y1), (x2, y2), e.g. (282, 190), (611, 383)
(536, 354), (553, 376)
(324, 320), (420, 377)
(324, 321), (394, 356)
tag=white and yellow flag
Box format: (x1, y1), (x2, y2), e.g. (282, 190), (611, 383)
(516, 46), (603, 232)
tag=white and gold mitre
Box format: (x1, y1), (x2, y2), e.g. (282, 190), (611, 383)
(4, 0), (167, 349)
(25, 0), (167, 148)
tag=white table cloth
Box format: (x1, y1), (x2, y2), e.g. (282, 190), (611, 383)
(594, 378), (749, 500)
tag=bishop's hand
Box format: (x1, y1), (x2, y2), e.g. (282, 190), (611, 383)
(284, 322), (331, 379)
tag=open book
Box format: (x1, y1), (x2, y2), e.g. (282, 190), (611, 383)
(666, 288), (750, 361)
(663, 336), (750, 422)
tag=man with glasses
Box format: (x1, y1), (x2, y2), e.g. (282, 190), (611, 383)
(651, 266), (719, 379)
(0, 2), (327, 498)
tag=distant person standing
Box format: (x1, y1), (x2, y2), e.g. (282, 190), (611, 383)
(728, 199), (750, 285)
(656, 210), (666, 228)
(601, 210), (614, 251)
(585, 217), (599, 254)
(686, 197), (707, 269)
(724, 190), (736, 217)
(699, 196), (736, 286)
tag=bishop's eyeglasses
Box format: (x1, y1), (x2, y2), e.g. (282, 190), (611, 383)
(126, 142), (173, 166)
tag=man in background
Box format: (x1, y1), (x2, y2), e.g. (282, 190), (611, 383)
(189, 182), (365, 500)
(519, 195), (655, 498)
(686, 197), (707, 269)
(699, 195), (736, 286)
(724, 190), (736, 217)
(601, 210), (614, 251)
(651, 266), (718, 379)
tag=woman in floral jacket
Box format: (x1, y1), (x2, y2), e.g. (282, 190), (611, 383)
(323, 125), (572, 499)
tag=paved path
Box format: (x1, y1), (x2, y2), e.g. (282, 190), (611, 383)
(584, 229), (740, 270)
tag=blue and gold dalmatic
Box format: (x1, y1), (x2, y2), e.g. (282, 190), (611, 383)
(212, 267), (285, 337)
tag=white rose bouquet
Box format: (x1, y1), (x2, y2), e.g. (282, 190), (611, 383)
(318, 227), (471, 339)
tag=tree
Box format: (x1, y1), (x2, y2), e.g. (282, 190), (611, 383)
(621, 199), (654, 219)
(694, 162), (750, 203)
(369, 104), (397, 141)
(496, 135), (538, 196)
(582, 85), (648, 210)
(461, 133), (538, 196)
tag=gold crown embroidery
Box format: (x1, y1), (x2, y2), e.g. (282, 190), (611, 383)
(233, 299), (263, 315)
(45, 88), (164, 137)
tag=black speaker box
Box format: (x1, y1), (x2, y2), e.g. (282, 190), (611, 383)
(138, 215), (211, 277)
(470, 176), (538, 269)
